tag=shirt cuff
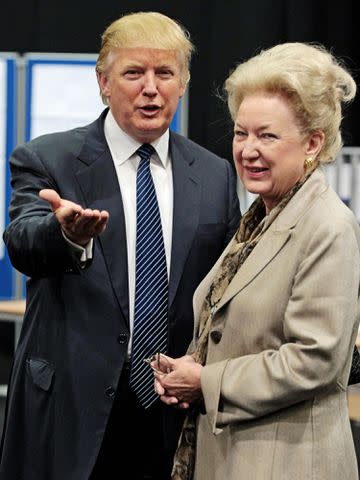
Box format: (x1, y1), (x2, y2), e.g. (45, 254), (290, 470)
(61, 230), (93, 264)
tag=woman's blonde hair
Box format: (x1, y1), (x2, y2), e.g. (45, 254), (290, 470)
(96, 11), (195, 103)
(225, 42), (356, 164)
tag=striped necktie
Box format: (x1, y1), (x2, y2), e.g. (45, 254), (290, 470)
(129, 143), (169, 408)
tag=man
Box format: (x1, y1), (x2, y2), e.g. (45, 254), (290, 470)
(0, 11), (240, 480)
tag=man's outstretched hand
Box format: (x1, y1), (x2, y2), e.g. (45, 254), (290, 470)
(39, 189), (109, 246)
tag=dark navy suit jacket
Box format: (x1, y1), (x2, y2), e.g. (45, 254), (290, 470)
(0, 109), (240, 479)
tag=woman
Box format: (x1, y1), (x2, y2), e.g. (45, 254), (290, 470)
(154, 42), (360, 479)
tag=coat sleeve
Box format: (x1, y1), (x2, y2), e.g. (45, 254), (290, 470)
(201, 217), (360, 433)
(3, 142), (83, 277)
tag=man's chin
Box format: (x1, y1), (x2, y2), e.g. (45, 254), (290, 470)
(133, 123), (168, 143)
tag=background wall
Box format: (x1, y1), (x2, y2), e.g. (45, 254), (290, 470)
(0, 0), (359, 163)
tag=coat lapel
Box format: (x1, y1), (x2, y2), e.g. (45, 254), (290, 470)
(74, 111), (130, 324)
(216, 229), (291, 311)
(196, 169), (329, 318)
(168, 133), (201, 306)
(192, 228), (291, 320)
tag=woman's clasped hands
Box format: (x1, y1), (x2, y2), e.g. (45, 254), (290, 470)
(150, 353), (203, 409)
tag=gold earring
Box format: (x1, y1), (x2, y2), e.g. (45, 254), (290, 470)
(304, 157), (314, 171)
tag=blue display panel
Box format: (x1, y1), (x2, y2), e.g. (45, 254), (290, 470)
(0, 54), (17, 299)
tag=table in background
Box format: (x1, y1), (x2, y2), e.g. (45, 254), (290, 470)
(0, 300), (25, 397)
(0, 299), (25, 347)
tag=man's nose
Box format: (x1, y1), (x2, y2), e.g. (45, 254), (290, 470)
(143, 72), (158, 95)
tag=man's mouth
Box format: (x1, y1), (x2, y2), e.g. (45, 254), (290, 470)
(140, 105), (160, 112)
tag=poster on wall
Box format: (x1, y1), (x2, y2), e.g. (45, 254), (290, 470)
(0, 53), (17, 299)
(24, 54), (104, 140)
(0, 58), (6, 261)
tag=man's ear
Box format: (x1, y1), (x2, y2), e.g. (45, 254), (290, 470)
(97, 71), (110, 98)
(179, 85), (186, 100)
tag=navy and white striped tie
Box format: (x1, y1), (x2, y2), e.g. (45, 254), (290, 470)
(129, 143), (169, 408)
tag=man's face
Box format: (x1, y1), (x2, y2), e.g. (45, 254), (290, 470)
(98, 47), (186, 143)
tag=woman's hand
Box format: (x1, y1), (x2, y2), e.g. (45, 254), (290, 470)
(152, 354), (203, 409)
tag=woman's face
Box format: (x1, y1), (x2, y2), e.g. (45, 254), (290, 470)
(233, 92), (313, 213)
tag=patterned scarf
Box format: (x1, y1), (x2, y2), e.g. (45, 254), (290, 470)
(171, 176), (309, 480)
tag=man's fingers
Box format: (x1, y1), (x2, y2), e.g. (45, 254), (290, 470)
(39, 189), (61, 211)
(39, 190), (109, 244)
(93, 215), (109, 236)
(61, 208), (82, 226)
(39, 189), (83, 216)
(61, 209), (110, 245)
(70, 210), (108, 234)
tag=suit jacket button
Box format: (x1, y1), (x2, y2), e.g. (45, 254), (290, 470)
(117, 333), (128, 344)
(105, 386), (115, 398)
(210, 330), (222, 344)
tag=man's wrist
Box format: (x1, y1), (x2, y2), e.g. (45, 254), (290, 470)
(61, 230), (93, 262)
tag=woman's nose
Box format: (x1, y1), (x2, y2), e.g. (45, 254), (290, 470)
(241, 136), (259, 159)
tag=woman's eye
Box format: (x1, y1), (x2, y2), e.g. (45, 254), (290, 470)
(234, 130), (247, 137)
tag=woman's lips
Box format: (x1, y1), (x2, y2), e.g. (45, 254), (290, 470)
(245, 166), (269, 178)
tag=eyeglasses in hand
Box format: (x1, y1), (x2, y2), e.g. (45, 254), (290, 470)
(143, 352), (171, 373)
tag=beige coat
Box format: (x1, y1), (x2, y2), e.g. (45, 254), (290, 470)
(192, 169), (360, 480)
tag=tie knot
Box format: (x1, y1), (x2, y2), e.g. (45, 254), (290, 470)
(137, 143), (155, 162)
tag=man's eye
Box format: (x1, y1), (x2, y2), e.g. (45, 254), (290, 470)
(158, 70), (173, 78)
(124, 70), (141, 77)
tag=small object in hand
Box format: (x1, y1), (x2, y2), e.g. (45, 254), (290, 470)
(143, 352), (171, 373)
(143, 354), (157, 366)
(143, 352), (162, 371)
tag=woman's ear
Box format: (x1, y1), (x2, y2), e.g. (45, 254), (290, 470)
(305, 130), (325, 157)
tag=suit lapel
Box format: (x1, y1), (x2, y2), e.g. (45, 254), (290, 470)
(168, 134), (201, 306)
(74, 111), (130, 325)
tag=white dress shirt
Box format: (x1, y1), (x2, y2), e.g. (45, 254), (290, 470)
(65, 111), (174, 354)
(104, 110), (173, 354)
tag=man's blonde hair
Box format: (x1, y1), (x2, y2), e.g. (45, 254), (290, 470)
(96, 11), (195, 104)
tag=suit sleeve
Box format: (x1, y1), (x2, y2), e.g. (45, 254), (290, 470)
(201, 218), (360, 433)
(3, 143), (83, 277)
(224, 160), (241, 246)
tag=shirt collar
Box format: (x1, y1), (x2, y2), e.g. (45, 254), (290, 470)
(104, 109), (170, 167)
